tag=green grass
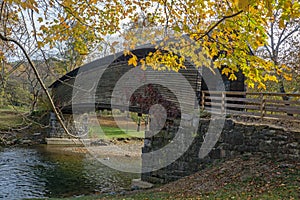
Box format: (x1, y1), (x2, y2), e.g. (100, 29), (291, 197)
(49, 176), (299, 200)
(89, 125), (144, 139)
(0, 109), (26, 130)
(45, 158), (299, 200)
(46, 183), (299, 200)
(42, 192), (170, 200)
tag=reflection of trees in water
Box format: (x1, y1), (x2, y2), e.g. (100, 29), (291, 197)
(35, 147), (138, 197)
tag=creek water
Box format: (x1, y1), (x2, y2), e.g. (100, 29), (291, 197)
(0, 146), (140, 199)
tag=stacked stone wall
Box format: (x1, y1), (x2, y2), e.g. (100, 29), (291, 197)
(142, 118), (300, 183)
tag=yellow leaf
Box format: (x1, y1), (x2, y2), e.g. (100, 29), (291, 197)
(222, 68), (231, 76)
(111, 41), (119, 47)
(229, 73), (237, 81)
(238, 0), (250, 10)
(258, 82), (266, 90)
(248, 82), (255, 88)
(37, 17), (43, 23)
(276, 69), (282, 75)
(37, 41), (44, 48)
(283, 73), (293, 81)
(279, 19), (285, 29)
(128, 55), (138, 67)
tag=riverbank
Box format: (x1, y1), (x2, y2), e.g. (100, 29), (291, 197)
(45, 138), (144, 158)
(53, 154), (299, 200)
(0, 110), (144, 146)
(0, 108), (48, 146)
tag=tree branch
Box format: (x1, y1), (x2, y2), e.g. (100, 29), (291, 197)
(270, 20), (275, 59)
(278, 25), (300, 47)
(0, 33), (79, 138)
(276, 22), (288, 51)
(264, 44), (273, 59)
(0, 1), (4, 22)
(195, 10), (243, 41)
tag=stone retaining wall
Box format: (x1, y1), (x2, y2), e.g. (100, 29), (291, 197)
(141, 118), (300, 184)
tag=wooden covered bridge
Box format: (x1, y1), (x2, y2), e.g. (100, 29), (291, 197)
(49, 47), (245, 118)
(49, 44), (300, 132)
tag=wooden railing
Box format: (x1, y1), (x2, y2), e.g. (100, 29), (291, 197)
(201, 91), (300, 120)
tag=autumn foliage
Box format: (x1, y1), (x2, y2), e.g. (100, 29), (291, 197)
(1, 0), (300, 89)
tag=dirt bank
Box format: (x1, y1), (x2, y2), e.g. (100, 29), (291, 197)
(45, 138), (144, 158)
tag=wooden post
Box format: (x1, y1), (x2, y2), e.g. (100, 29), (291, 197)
(260, 94), (265, 119)
(145, 114), (149, 131)
(201, 91), (205, 110)
(221, 92), (226, 114)
(126, 111), (129, 133)
(137, 113), (142, 132)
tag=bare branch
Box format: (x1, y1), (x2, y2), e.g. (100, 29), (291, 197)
(0, 1), (4, 22)
(278, 25), (300, 47)
(270, 20), (275, 58)
(0, 33), (78, 138)
(263, 44), (273, 59)
(276, 22), (288, 50)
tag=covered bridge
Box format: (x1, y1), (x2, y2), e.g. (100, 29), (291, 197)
(49, 47), (245, 118)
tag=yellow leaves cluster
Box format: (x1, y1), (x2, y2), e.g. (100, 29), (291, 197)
(233, 0), (251, 11)
(263, 74), (278, 82)
(4, 0), (128, 57)
(128, 54), (138, 67)
(141, 50), (184, 72)
(283, 73), (293, 81)
(125, 47), (186, 72)
(222, 68), (231, 76)
(2, 0), (299, 90)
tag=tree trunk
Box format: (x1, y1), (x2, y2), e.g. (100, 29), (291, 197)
(278, 75), (293, 116)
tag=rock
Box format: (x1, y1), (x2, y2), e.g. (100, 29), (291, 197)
(131, 185), (139, 191)
(288, 142), (298, 148)
(33, 133), (41, 136)
(119, 190), (126, 195)
(131, 179), (153, 189)
(91, 139), (108, 146)
(279, 164), (295, 168)
(12, 138), (20, 144)
(5, 141), (13, 145)
(21, 140), (32, 145)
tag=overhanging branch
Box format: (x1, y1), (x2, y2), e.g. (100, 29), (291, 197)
(0, 33), (79, 138)
(195, 10), (243, 41)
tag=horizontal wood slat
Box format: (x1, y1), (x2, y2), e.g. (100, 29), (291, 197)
(201, 91), (300, 120)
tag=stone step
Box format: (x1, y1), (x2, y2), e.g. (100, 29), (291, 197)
(45, 138), (91, 145)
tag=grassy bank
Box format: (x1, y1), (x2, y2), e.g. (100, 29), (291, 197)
(47, 155), (299, 200)
(0, 108), (27, 131)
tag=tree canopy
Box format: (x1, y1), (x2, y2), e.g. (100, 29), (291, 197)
(1, 0), (300, 89)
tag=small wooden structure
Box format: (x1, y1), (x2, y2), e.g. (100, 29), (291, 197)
(49, 47), (245, 116)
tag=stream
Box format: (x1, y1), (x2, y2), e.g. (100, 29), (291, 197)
(0, 145), (140, 199)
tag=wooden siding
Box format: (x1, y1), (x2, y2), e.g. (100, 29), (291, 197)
(51, 48), (201, 115)
(51, 48), (245, 115)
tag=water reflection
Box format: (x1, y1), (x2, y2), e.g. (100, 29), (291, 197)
(0, 146), (139, 199)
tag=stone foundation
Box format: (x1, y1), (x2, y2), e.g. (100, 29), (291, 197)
(48, 113), (88, 138)
(141, 118), (300, 184)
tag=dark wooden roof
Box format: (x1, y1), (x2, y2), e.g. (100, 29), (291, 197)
(49, 47), (155, 88)
(50, 46), (201, 115)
